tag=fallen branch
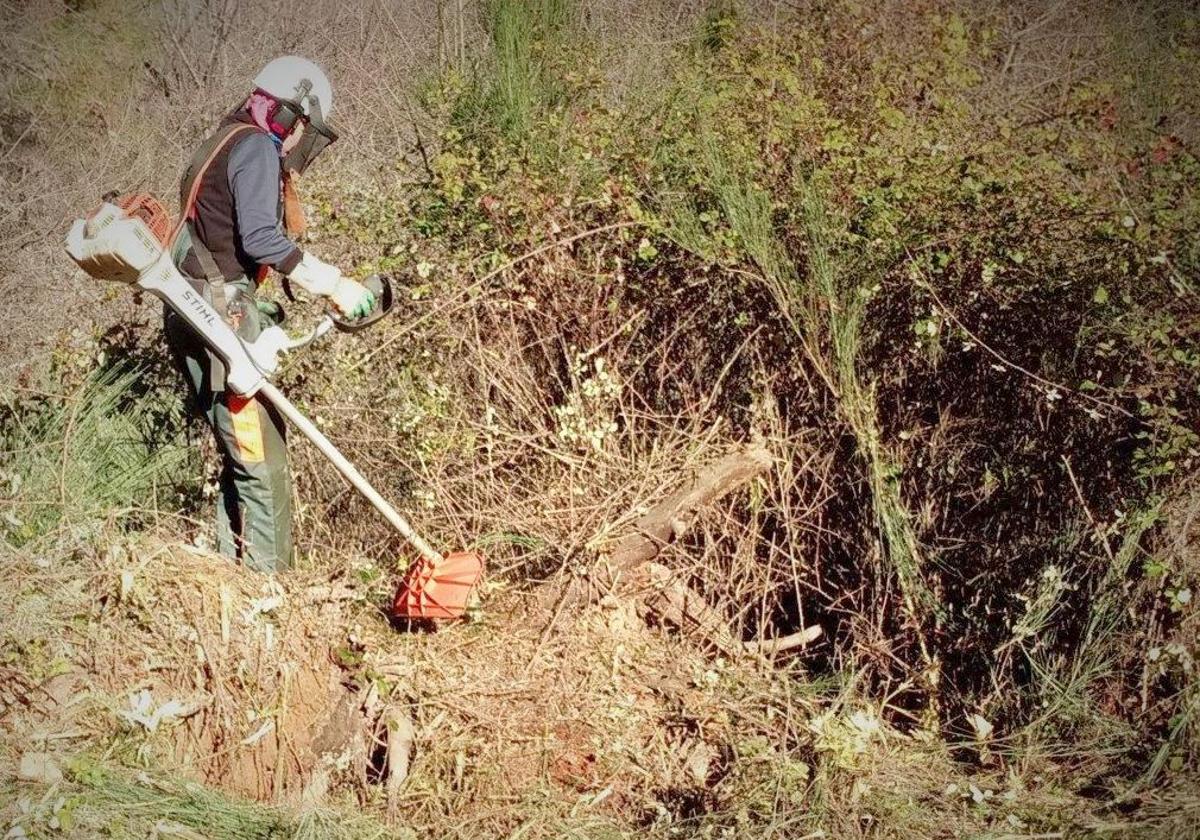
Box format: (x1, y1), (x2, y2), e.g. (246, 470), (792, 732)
(535, 443), (821, 658)
(741, 626), (824, 654)
(636, 561), (822, 656)
(538, 443), (774, 612)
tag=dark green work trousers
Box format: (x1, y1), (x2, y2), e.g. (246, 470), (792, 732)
(164, 283), (293, 572)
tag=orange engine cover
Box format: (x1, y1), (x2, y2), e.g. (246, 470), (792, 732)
(90, 193), (172, 246)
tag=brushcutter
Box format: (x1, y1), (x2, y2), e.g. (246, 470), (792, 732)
(65, 194), (483, 620)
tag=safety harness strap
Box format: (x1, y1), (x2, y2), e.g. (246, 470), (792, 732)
(187, 223), (227, 315)
(171, 122), (259, 393)
(171, 123), (259, 247)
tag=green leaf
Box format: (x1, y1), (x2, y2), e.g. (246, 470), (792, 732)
(1093, 285), (1109, 304)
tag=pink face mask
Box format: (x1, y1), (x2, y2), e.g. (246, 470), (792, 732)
(246, 91), (291, 139)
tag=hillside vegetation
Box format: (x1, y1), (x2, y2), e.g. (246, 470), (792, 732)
(2, 1), (1198, 838)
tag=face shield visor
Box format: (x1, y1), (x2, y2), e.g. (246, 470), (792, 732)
(274, 91), (339, 176)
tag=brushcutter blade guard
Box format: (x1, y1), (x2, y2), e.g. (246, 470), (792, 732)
(392, 551), (484, 620)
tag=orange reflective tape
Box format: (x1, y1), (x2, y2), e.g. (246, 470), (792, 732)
(227, 395), (265, 464)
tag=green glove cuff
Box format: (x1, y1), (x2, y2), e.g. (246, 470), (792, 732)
(354, 290), (376, 319)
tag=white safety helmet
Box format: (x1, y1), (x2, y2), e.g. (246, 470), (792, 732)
(254, 55), (334, 119)
(252, 56), (338, 174)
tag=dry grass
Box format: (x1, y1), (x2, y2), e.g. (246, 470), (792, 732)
(0, 536), (362, 797)
(3, 498), (1198, 838)
(0, 517), (798, 837)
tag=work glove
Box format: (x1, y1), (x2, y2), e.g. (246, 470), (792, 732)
(329, 277), (376, 320)
(287, 252), (376, 319)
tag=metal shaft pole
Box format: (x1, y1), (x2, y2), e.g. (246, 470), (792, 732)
(258, 381), (444, 564)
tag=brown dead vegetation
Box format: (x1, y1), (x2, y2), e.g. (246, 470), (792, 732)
(0, 525), (795, 828)
(0, 543), (383, 803)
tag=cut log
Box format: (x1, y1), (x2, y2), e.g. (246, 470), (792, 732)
(534, 442), (821, 659)
(606, 444), (774, 571)
(538, 444), (774, 612)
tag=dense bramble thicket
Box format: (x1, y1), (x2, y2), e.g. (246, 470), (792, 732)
(3, 1), (1198, 836)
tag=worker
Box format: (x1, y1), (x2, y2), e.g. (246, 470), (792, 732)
(164, 56), (373, 572)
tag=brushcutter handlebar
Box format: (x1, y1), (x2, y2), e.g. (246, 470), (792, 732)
(281, 273), (395, 332)
(273, 273), (392, 352)
(329, 273), (393, 332)
(279, 315), (335, 351)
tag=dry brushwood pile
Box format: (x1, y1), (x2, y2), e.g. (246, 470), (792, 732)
(3, 1), (1200, 838)
(0, 488), (832, 836)
(3, 445), (821, 808)
(2, 543), (376, 801)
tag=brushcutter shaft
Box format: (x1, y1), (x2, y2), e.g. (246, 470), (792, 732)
(66, 202), (469, 600)
(258, 382), (444, 565)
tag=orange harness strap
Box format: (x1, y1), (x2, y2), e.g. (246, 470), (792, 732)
(282, 172), (307, 236)
(168, 123), (260, 250)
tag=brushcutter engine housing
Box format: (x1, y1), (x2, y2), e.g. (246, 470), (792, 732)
(66, 200), (281, 395)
